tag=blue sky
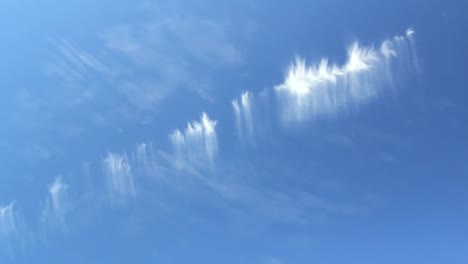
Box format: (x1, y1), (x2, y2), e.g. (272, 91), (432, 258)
(1, 0), (467, 263)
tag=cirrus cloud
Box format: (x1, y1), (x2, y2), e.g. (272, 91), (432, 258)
(275, 29), (418, 124)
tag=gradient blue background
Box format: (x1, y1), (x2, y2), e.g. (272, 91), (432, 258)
(1, 0), (467, 263)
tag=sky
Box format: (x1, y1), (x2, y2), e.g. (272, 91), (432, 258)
(1, 0), (467, 263)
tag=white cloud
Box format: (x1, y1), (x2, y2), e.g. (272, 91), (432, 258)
(103, 152), (136, 204)
(405, 27), (420, 72)
(135, 142), (159, 178)
(29, 27), (413, 231)
(0, 201), (27, 255)
(99, 5), (243, 106)
(100, 24), (141, 54)
(232, 91), (255, 144)
(0, 202), (20, 239)
(275, 29), (418, 124)
(42, 177), (69, 229)
(46, 40), (112, 87)
(38, 3), (245, 142)
(205, 178), (362, 224)
(169, 113), (218, 170)
(160, 16), (242, 65)
(119, 81), (171, 111)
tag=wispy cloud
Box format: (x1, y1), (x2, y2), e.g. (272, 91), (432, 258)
(231, 89), (277, 148)
(103, 152), (136, 204)
(0, 202), (20, 240)
(20, 28), (415, 236)
(275, 29), (417, 124)
(38, 3), (244, 138)
(45, 40), (112, 89)
(99, 5), (243, 107)
(1, 201), (27, 255)
(232, 91), (255, 144)
(169, 113), (218, 170)
(134, 142), (160, 178)
(42, 177), (69, 230)
(101, 11), (242, 67)
(204, 177), (363, 224)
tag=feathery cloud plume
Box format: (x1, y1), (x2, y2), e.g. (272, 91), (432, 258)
(99, 4), (243, 107)
(134, 142), (159, 178)
(0, 201), (27, 256)
(0, 202), (20, 240)
(232, 91), (255, 144)
(275, 29), (417, 124)
(103, 152), (136, 204)
(204, 178), (363, 224)
(42, 177), (69, 229)
(46, 40), (112, 87)
(169, 113), (218, 170)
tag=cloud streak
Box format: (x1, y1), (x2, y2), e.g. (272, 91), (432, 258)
(135, 142), (159, 177)
(169, 113), (218, 170)
(204, 177), (364, 224)
(46, 40), (112, 87)
(42, 177), (69, 230)
(99, 5), (243, 107)
(0, 201), (27, 255)
(6, 28), (417, 243)
(275, 28), (417, 124)
(103, 152), (136, 204)
(232, 91), (255, 144)
(0, 202), (20, 240)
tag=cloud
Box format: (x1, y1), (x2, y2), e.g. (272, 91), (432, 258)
(101, 12), (242, 66)
(45, 40), (112, 88)
(159, 16), (242, 65)
(99, 5), (243, 106)
(275, 29), (417, 124)
(119, 81), (171, 112)
(0, 202), (20, 240)
(103, 152), (136, 204)
(42, 177), (69, 230)
(38, 3), (244, 141)
(204, 178), (363, 224)
(134, 142), (159, 178)
(24, 27), (413, 233)
(405, 28), (420, 72)
(1, 201), (28, 255)
(169, 113), (218, 170)
(232, 91), (255, 144)
(99, 25), (141, 54)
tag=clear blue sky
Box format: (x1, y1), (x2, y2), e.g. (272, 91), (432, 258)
(1, 0), (467, 263)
